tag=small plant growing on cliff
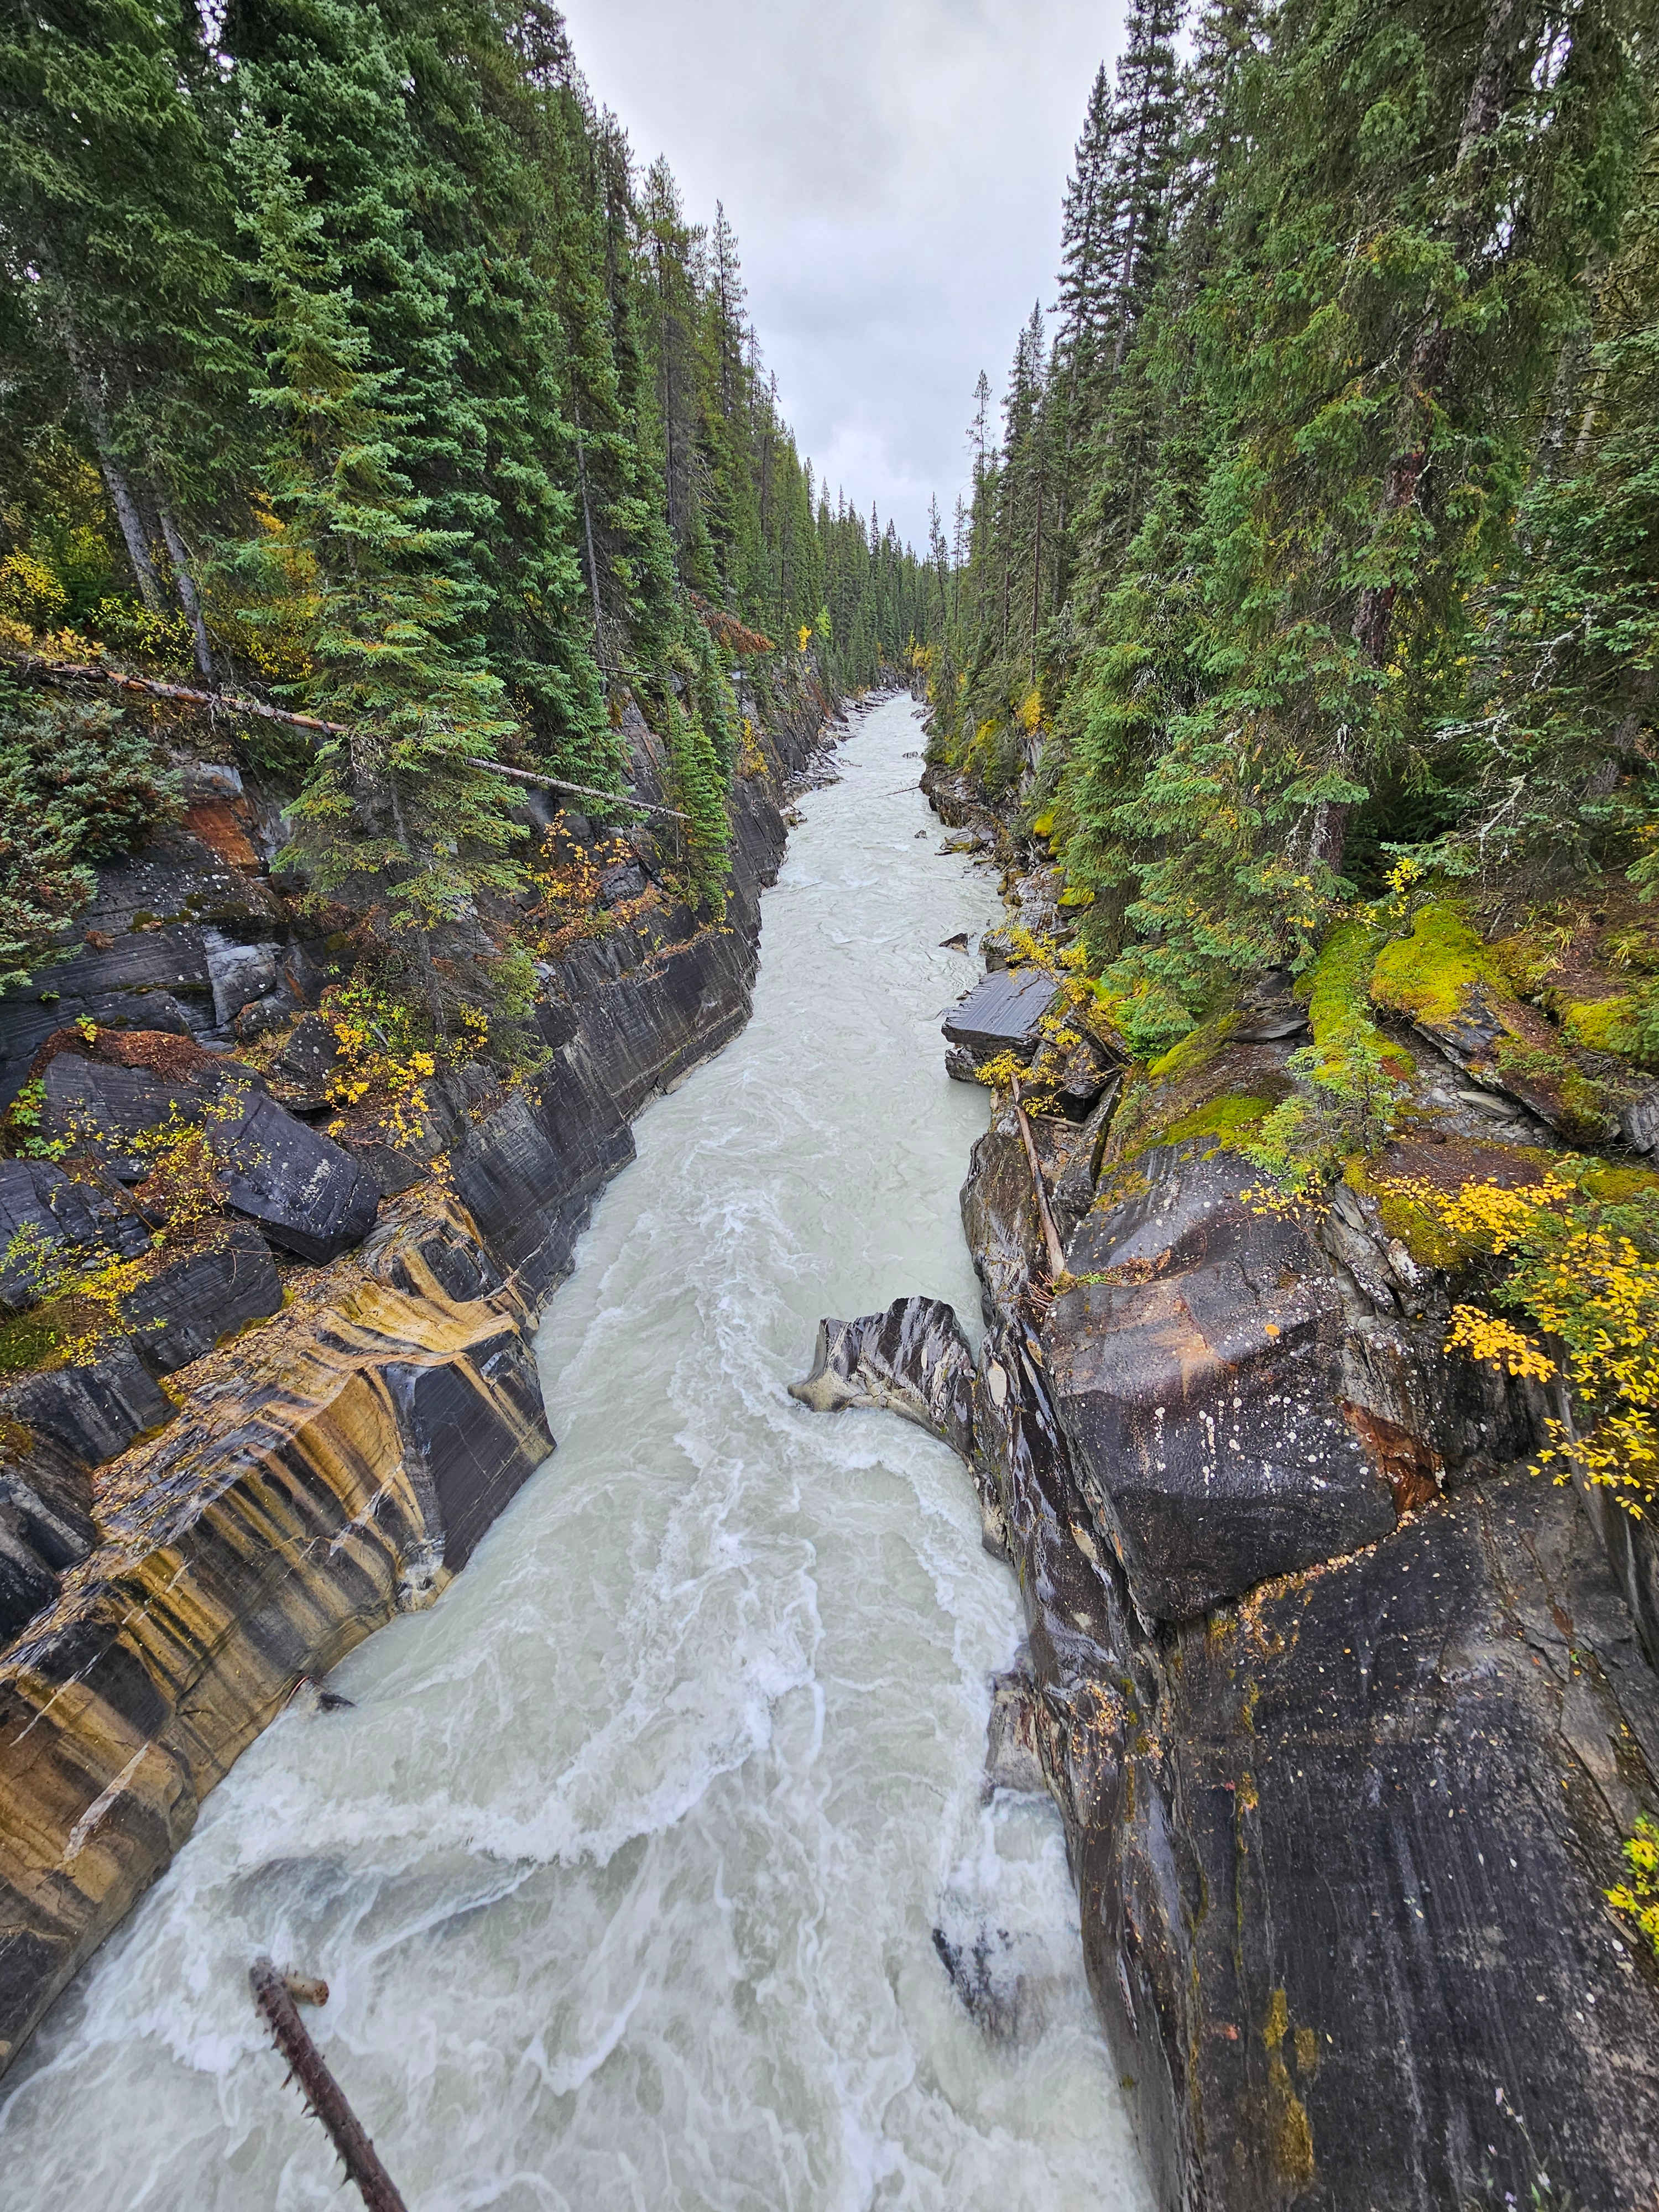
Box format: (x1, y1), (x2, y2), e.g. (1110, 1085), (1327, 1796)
(1387, 1165), (1659, 1515)
(1606, 1812), (1659, 1959)
(322, 980), (438, 1145)
(0, 1220), (156, 1368)
(3, 1079), (66, 1161)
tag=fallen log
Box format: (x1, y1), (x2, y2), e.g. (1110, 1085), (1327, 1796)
(6, 651), (688, 817)
(1010, 1079), (1067, 1280)
(249, 1955), (408, 2212)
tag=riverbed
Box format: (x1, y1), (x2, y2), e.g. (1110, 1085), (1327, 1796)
(0, 697), (1149, 2210)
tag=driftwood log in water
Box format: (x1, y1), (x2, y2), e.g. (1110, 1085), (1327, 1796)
(249, 1956), (408, 2212)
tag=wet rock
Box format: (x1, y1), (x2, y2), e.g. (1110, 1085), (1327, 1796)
(0, 1519), (59, 1642)
(942, 968), (1058, 1065)
(204, 932), (280, 1030)
(1049, 1086), (1119, 1247)
(121, 1223), (284, 1375)
(788, 1295), (975, 1463)
(328, 1132), (429, 1198)
(0, 1190), (553, 2078)
(1048, 1143), (1402, 1624)
(960, 1105), (1047, 1326)
(984, 1666), (1047, 1797)
(38, 1046), (253, 1149)
(0, 1457), (98, 1640)
(598, 858), (648, 907)
(0, 817), (290, 1109)
(1052, 1033), (1118, 1118)
(938, 931), (970, 953)
(1091, 1473), (1659, 2212)
(931, 1923), (1025, 2040)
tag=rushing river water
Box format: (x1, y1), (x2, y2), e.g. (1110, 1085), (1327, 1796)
(0, 697), (1149, 2211)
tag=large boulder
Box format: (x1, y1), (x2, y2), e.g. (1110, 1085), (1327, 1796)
(215, 1089), (379, 1262)
(788, 1295), (975, 1461)
(943, 968), (1058, 1068)
(1047, 1142), (1401, 1623)
(39, 1046), (378, 1265)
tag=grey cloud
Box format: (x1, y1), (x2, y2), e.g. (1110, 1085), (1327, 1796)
(560, 0), (1128, 547)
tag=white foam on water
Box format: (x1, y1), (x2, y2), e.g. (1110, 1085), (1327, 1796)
(0, 698), (1152, 2210)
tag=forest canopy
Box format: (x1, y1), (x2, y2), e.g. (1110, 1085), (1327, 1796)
(0, 0), (933, 995)
(926, 0), (1659, 1056)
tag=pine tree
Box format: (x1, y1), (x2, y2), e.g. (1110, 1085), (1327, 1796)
(232, 118), (522, 1029)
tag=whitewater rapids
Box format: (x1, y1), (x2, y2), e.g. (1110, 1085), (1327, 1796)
(0, 696), (1149, 2211)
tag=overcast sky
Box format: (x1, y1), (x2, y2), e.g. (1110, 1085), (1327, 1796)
(559, 0), (1130, 552)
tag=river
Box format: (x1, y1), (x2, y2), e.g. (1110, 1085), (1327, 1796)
(0, 696), (1149, 2211)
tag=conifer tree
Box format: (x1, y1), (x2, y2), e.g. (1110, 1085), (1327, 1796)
(233, 118), (521, 1027)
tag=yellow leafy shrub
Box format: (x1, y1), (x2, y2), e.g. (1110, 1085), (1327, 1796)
(1606, 1814), (1659, 1960)
(1385, 1166), (1659, 1514)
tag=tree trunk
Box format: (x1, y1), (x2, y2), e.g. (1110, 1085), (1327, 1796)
(388, 773), (447, 1037)
(157, 507), (213, 677)
(1030, 472), (1044, 688)
(572, 408), (605, 656)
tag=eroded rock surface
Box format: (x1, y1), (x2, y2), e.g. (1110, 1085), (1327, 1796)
(0, 1191), (550, 2074)
(0, 669), (841, 2079)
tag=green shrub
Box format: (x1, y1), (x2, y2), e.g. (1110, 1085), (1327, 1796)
(0, 685), (181, 986)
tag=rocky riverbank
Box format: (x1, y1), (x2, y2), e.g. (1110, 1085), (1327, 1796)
(0, 672), (862, 2079)
(793, 770), (1659, 2210)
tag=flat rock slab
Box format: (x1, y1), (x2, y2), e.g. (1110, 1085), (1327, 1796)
(1047, 1142), (1399, 1623)
(942, 968), (1058, 1059)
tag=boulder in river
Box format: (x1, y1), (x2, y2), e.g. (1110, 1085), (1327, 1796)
(942, 968), (1058, 1067)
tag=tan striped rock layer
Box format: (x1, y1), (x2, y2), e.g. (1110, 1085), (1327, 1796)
(0, 1190), (551, 2075)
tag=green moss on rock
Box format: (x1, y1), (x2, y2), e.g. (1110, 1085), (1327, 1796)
(1162, 1094), (1275, 1149)
(1370, 902), (1506, 1029)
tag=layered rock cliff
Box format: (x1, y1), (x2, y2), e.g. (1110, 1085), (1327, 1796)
(795, 778), (1659, 2210)
(0, 674), (842, 2077)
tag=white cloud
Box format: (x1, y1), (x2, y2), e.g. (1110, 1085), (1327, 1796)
(559, 0), (1129, 548)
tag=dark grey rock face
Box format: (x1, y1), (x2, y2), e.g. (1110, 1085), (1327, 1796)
(121, 1223), (284, 1374)
(787, 1296), (975, 1462)
(215, 1089), (380, 1263)
(1095, 1468), (1659, 2212)
(0, 1161), (150, 1311)
(795, 1201), (1659, 2209)
(0, 1342), (173, 1474)
(1049, 1144), (1399, 1624)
